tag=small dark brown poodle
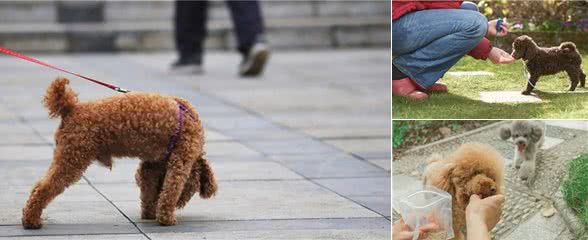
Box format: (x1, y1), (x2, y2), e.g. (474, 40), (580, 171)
(511, 35), (586, 95)
(22, 78), (217, 229)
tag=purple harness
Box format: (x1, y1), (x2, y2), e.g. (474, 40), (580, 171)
(162, 102), (188, 161)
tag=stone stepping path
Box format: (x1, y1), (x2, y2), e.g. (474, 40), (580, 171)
(393, 121), (588, 239)
(480, 91), (542, 103)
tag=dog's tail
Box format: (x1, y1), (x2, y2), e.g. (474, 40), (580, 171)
(561, 42), (577, 52)
(43, 77), (78, 118)
(176, 155), (218, 209)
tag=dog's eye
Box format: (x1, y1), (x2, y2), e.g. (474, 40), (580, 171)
(514, 134), (519, 138)
(524, 134), (528, 138)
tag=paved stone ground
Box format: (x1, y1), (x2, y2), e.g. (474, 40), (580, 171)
(0, 49), (391, 239)
(392, 121), (588, 239)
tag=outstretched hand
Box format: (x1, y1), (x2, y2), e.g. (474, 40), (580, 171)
(489, 47), (515, 64)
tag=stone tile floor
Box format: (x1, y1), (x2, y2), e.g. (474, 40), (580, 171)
(0, 49), (390, 239)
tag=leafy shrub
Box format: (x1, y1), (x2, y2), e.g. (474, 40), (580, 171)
(476, 0), (588, 32)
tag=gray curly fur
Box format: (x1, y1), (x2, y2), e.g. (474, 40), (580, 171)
(499, 120), (545, 183)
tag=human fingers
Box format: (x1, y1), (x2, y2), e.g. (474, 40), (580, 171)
(419, 222), (440, 232)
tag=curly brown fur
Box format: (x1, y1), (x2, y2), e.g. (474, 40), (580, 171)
(511, 35), (586, 95)
(423, 143), (504, 240)
(22, 77), (217, 229)
(500, 120), (544, 183)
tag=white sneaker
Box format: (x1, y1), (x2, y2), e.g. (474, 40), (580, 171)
(239, 42), (270, 77)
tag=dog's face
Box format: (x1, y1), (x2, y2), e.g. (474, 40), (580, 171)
(500, 121), (543, 153)
(511, 35), (534, 60)
(465, 174), (498, 199)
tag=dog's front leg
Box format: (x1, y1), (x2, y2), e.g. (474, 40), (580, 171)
(522, 75), (539, 95)
(513, 148), (523, 169)
(22, 147), (92, 229)
(519, 150), (536, 182)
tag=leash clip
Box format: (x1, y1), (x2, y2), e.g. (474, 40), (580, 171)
(115, 87), (130, 93)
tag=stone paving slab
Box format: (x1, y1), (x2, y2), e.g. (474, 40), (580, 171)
(0, 201), (128, 225)
(245, 139), (341, 155)
(546, 120), (588, 131)
(83, 159), (303, 184)
(0, 161), (51, 186)
(315, 177), (391, 197)
(368, 159), (391, 171)
(0, 184), (103, 205)
(100, 180), (379, 222)
(204, 141), (262, 157)
(480, 91), (542, 103)
(0, 146), (53, 161)
(302, 127), (390, 139)
(324, 138), (390, 156)
(141, 218), (391, 239)
(271, 153), (389, 178)
(0, 225), (141, 238)
(149, 229), (389, 240)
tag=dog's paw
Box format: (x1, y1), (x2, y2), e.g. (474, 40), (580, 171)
(22, 218), (42, 229)
(156, 214), (177, 226)
(141, 211), (156, 220)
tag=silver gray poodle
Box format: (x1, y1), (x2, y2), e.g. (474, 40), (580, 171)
(499, 120), (545, 183)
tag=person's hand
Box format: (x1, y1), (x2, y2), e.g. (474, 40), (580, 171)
(393, 219), (439, 240)
(466, 194), (505, 231)
(488, 47), (515, 64)
(487, 19), (510, 37)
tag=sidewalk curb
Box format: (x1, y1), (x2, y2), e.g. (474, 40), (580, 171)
(403, 120), (504, 155)
(554, 188), (587, 238)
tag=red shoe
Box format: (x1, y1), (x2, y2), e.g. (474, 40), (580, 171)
(426, 82), (448, 93)
(392, 77), (428, 101)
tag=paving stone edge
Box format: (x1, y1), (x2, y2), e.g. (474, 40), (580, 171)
(554, 187), (587, 238)
(402, 121), (504, 155)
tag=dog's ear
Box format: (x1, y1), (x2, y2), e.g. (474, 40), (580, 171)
(499, 126), (511, 140)
(530, 124), (543, 143)
(523, 37), (537, 60)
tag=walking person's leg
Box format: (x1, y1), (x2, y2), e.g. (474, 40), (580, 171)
(172, 0), (208, 74)
(226, 0), (270, 76)
(392, 8), (487, 100)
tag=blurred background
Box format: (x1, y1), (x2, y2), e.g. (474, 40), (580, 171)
(475, 0), (588, 51)
(0, 0), (390, 52)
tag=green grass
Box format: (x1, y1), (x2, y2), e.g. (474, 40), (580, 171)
(392, 54), (588, 119)
(561, 153), (588, 226)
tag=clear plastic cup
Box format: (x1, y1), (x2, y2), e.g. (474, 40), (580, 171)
(397, 186), (454, 240)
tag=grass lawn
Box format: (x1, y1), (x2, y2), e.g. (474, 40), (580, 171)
(392, 54), (588, 119)
(561, 153), (588, 226)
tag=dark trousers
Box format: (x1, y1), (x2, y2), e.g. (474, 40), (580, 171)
(174, 0), (265, 62)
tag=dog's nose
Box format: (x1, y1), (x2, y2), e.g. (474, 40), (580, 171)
(516, 140), (525, 145)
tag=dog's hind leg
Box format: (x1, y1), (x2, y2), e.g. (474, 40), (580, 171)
(565, 68), (580, 91)
(22, 146), (92, 229)
(136, 161), (167, 220)
(579, 70), (586, 88)
(156, 141), (200, 226)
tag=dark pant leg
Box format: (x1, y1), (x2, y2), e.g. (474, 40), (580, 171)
(225, 0), (264, 56)
(174, 0), (208, 63)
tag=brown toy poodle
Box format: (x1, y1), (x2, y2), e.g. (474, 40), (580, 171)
(511, 35), (586, 95)
(423, 143), (504, 240)
(22, 78), (217, 229)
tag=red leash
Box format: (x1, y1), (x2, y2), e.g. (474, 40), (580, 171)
(0, 46), (129, 93)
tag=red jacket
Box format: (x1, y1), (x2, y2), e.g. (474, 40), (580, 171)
(392, 1), (491, 60)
